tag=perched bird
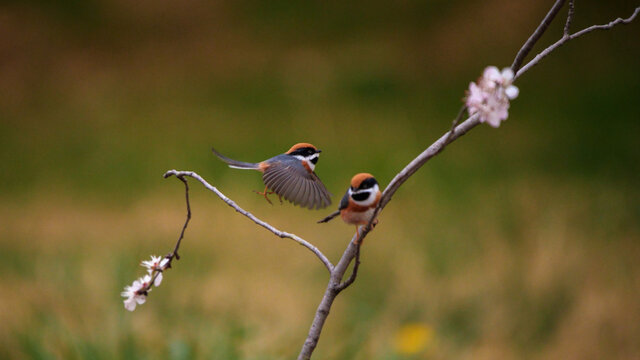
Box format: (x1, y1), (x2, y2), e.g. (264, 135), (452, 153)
(212, 143), (332, 209)
(318, 173), (381, 240)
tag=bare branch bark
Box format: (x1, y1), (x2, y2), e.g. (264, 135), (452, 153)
(135, 174), (192, 296)
(563, 0), (575, 36)
(164, 170), (334, 273)
(379, 113), (480, 211)
(335, 242), (362, 293)
(511, 0), (567, 73)
(444, 105), (468, 144)
(516, 6), (640, 79)
(168, 175), (191, 261)
(571, 6), (639, 37)
(298, 233), (359, 360)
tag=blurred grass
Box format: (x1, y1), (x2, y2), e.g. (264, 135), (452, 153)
(1, 0), (639, 359)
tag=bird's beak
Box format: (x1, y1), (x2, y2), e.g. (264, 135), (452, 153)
(317, 149), (322, 153)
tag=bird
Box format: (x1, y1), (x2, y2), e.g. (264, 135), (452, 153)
(318, 173), (381, 241)
(211, 143), (332, 209)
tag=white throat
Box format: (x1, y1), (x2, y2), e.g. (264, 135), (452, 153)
(294, 154), (318, 171)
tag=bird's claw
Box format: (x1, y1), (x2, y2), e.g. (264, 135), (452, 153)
(254, 188), (276, 205)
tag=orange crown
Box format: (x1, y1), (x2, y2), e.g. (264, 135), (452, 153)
(350, 173), (375, 188)
(286, 143), (317, 154)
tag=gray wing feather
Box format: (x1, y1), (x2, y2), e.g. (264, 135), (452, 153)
(269, 172), (288, 194)
(282, 175), (298, 204)
(262, 159), (331, 209)
(301, 180), (312, 208)
(311, 175), (332, 209)
(291, 177), (306, 206)
(267, 168), (290, 195)
(311, 181), (321, 209)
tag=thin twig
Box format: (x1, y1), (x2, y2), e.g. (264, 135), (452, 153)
(168, 175), (191, 261)
(563, 0), (575, 36)
(511, 0), (567, 73)
(516, 6), (640, 79)
(444, 105), (468, 144)
(163, 170), (334, 273)
(379, 113), (481, 211)
(335, 242), (362, 293)
(570, 6), (639, 38)
(137, 174), (192, 295)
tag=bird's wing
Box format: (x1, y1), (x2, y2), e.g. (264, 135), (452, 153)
(338, 190), (350, 211)
(262, 157), (332, 209)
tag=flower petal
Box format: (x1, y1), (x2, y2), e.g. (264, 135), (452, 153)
(501, 68), (514, 82)
(154, 273), (163, 287)
(124, 297), (137, 311)
(483, 66), (500, 82)
(135, 294), (147, 305)
(505, 85), (519, 99)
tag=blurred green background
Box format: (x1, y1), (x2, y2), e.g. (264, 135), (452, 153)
(1, 0), (639, 359)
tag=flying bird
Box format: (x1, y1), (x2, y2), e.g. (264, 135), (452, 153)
(212, 143), (332, 209)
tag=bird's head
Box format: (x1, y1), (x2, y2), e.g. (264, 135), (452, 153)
(287, 143), (322, 170)
(348, 173), (380, 205)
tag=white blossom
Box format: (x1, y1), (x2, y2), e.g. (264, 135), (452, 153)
(505, 85), (519, 99)
(141, 255), (169, 272)
(141, 255), (169, 287)
(466, 66), (519, 128)
(121, 274), (152, 311)
(153, 272), (163, 287)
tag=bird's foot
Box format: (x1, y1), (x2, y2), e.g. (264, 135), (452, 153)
(254, 186), (275, 205)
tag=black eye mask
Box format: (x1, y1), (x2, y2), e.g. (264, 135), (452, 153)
(351, 192), (371, 201)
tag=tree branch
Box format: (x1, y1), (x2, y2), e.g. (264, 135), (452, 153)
(516, 5), (640, 79)
(167, 174), (191, 261)
(571, 6), (639, 38)
(511, 0), (567, 73)
(298, 233), (360, 360)
(163, 170), (334, 273)
(444, 105), (468, 144)
(563, 0), (575, 36)
(335, 242), (361, 293)
(133, 174), (192, 297)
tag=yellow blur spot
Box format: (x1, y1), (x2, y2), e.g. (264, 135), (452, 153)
(393, 323), (435, 355)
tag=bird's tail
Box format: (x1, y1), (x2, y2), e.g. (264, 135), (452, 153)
(318, 210), (340, 223)
(212, 148), (260, 170)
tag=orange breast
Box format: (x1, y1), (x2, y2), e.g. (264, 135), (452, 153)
(340, 201), (376, 225)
